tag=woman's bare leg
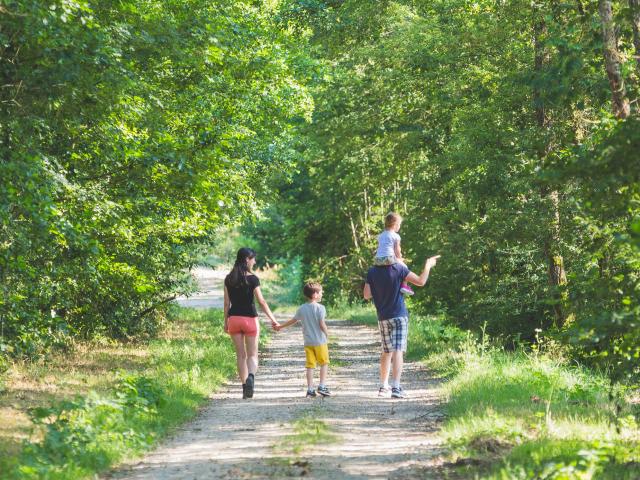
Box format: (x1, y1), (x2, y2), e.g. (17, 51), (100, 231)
(231, 333), (248, 383)
(245, 333), (259, 375)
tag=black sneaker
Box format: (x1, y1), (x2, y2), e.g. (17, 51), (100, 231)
(391, 386), (407, 399)
(245, 373), (254, 398)
(242, 383), (248, 399)
(317, 385), (332, 397)
(306, 389), (317, 398)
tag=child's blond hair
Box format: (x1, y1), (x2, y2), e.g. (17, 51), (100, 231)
(384, 212), (402, 229)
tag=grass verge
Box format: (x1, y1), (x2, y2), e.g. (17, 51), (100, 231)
(429, 341), (640, 479)
(0, 306), (235, 480)
(339, 301), (640, 479)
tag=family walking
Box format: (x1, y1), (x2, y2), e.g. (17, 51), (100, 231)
(223, 213), (440, 400)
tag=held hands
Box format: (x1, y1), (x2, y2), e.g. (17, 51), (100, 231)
(271, 320), (281, 331)
(425, 255), (441, 269)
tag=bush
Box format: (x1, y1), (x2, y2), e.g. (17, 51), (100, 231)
(15, 375), (162, 479)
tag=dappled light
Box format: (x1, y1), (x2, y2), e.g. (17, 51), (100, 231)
(1, 0), (639, 478)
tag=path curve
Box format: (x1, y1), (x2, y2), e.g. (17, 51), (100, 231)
(107, 269), (446, 479)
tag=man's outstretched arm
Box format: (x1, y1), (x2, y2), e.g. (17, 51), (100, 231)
(405, 255), (440, 287)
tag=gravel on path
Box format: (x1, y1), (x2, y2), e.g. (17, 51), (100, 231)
(107, 268), (446, 479)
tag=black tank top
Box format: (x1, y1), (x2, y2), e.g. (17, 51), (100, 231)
(225, 274), (260, 317)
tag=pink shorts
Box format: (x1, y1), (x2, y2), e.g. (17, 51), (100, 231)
(227, 316), (259, 336)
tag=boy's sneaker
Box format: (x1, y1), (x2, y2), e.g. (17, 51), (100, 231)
(245, 373), (255, 398)
(317, 385), (332, 397)
(400, 283), (415, 296)
(306, 389), (317, 398)
(378, 386), (391, 397)
(391, 386), (408, 399)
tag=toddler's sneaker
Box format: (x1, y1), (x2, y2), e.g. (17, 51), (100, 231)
(391, 386), (408, 399)
(306, 389), (317, 398)
(317, 385), (332, 397)
(400, 283), (415, 296)
(378, 386), (391, 397)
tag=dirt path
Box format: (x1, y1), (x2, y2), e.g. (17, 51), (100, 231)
(108, 269), (446, 479)
(174, 267), (227, 309)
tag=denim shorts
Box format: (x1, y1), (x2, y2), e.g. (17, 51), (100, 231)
(374, 255), (398, 266)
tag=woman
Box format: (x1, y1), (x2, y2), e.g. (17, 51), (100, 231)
(224, 247), (278, 399)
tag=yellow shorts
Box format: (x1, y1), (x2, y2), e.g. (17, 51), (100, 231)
(304, 344), (330, 368)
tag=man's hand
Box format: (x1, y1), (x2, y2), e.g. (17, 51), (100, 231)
(426, 255), (441, 269)
(407, 255), (442, 287)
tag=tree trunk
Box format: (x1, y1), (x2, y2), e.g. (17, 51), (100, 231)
(348, 211), (360, 251)
(533, 14), (550, 130)
(599, 0), (631, 119)
(533, 6), (568, 326)
(630, 0), (640, 74)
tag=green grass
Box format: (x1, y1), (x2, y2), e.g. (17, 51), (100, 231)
(329, 300), (377, 325)
(425, 333), (640, 479)
(275, 408), (339, 455)
(0, 306), (236, 480)
(340, 303), (640, 479)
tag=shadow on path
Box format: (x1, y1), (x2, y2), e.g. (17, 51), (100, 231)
(107, 269), (446, 479)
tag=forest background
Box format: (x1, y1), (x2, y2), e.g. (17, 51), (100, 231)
(2, 0), (639, 385)
(1, 0), (639, 448)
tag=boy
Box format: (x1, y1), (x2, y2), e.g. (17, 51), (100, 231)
(276, 282), (331, 397)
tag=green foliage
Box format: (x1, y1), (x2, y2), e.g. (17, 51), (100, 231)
(406, 314), (470, 362)
(0, 1), (311, 354)
(249, 0), (640, 382)
(2, 307), (235, 479)
(489, 440), (640, 479)
(196, 228), (260, 268)
(341, 308), (640, 477)
(272, 256), (305, 305)
(423, 330), (640, 479)
(561, 117), (640, 381)
(16, 375), (161, 479)
(328, 300), (378, 325)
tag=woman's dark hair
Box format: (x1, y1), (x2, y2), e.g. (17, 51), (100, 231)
(226, 247), (257, 288)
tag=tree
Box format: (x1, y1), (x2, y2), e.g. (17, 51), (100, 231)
(0, 0), (311, 354)
(599, 0), (631, 118)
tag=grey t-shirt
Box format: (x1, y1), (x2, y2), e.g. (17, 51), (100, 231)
(294, 302), (327, 346)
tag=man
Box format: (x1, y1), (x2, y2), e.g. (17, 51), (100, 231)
(363, 255), (440, 398)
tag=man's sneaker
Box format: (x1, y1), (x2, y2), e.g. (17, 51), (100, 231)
(378, 386), (391, 397)
(245, 373), (255, 398)
(400, 283), (415, 296)
(317, 385), (332, 397)
(306, 389), (317, 398)
(391, 386), (408, 399)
